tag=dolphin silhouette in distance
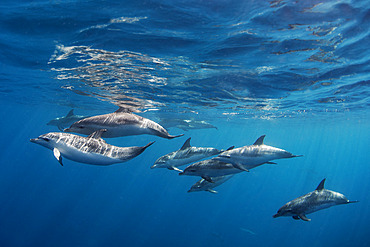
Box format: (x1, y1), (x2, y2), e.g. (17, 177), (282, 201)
(273, 178), (358, 221)
(30, 129), (154, 166)
(64, 107), (184, 139)
(47, 109), (88, 131)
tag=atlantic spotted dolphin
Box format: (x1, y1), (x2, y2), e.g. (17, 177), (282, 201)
(151, 137), (234, 172)
(273, 179), (358, 221)
(215, 135), (302, 171)
(179, 158), (243, 183)
(47, 109), (88, 131)
(187, 175), (234, 194)
(64, 108), (184, 139)
(30, 129), (154, 166)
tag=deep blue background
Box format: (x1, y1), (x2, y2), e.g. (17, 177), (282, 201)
(0, 0), (369, 246)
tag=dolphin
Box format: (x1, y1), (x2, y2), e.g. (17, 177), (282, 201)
(215, 135), (302, 171)
(30, 129), (154, 166)
(187, 175), (234, 194)
(64, 108), (183, 139)
(179, 158), (244, 183)
(47, 109), (88, 131)
(151, 137), (234, 172)
(273, 179), (358, 221)
(159, 118), (218, 131)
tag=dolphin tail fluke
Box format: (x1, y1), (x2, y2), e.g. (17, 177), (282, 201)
(167, 133), (185, 139)
(299, 214), (311, 221)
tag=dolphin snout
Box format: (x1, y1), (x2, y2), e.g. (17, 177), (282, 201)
(30, 138), (38, 143)
(179, 172), (185, 176)
(272, 214), (280, 218)
(150, 164), (157, 169)
(63, 128), (71, 132)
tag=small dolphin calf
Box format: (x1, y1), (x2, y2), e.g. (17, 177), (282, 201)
(273, 179), (358, 221)
(215, 135), (302, 171)
(30, 129), (154, 166)
(188, 175), (234, 194)
(64, 108), (183, 139)
(179, 158), (243, 183)
(151, 137), (233, 172)
(47, 109), (88, 131)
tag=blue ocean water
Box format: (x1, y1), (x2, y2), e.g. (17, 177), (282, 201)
(0, 0), (369, 246)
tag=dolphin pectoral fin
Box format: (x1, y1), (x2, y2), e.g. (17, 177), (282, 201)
(299, 214), (311, 222)
(169, 166), (183, 173)
(232, 163), (250, 172)
(207, 189), (218, 194)
(265, 162), (277, 165)
(88, 129), (107, 139)
(53, 148), (63, 166)
(292, 216), (300, 220)
(202, 176), (214, 183)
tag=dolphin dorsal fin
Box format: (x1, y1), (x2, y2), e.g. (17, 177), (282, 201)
(88, 129), (107, 139)
(253, 135), (266, 145)
(315, 178), (326, 191)
(114, 107), (133, 113)
(66, 109), (74, 117)
(180, 138), (191, 150)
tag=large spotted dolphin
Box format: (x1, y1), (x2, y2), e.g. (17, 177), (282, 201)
(30, 129), (154, 166)
(273, 179), (358, 221)
(64, 108), (183, 139)
(215, 135), (302, 171)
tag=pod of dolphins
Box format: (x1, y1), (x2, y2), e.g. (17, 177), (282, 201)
(32, 108), (358, 222)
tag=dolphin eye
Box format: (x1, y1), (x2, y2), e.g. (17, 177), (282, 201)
(78, 126), (84, 129)
(189, 169), (196, 172)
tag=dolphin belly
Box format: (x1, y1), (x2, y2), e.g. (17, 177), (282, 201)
(56, 145), (121, 165)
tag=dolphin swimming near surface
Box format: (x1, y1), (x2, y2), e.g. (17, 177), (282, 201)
(47, 109), (88, 131)
(187, 175), (234, 194)
(215, 135), (302, 171)
(151, 137), (234, 172)
(273, 178), (358, 221)
(30, 129), (154, 166)
(159, 118), (218, 131)
(179, 158), (244, 183)
(64, 108), (184, 139)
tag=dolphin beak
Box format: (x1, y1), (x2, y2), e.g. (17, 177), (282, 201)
(179, 172), (185, 176)
(63, 128), (71, 132)
(150, 164), (156, 169)
(30, 138), (38, 143)
(272, 214), (280, 218)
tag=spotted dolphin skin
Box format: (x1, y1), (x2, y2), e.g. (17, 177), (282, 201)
(151, 137), (234, 172)
(273, 179), (358, 221)
(64, 108), (184, 139)
(187, 175), (234, 194)
(47, 109), (88, 131)
(215, 135), (302, 171)
(30, 129), (154, 166)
